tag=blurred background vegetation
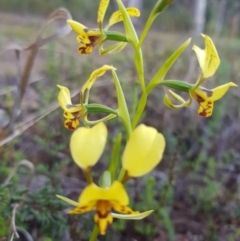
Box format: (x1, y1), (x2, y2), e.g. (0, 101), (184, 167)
(0, 0), (240, 241)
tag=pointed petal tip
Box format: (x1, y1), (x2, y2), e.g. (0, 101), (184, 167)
(229, 82), (238, 87)
(66, 19), (76, 27)
(112, 210), (154, 220)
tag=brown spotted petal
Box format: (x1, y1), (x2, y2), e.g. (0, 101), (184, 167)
(190, 82), (237, 117)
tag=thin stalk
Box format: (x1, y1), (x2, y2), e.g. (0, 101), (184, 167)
(89, 225), (99, 241)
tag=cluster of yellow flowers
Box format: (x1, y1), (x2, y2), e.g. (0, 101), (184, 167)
(56, 0), (237, 238)
(57, 123), (165, 235)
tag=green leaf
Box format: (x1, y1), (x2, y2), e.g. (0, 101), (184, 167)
(159, 80), (193, 92)
(152, 0), (175, 16)
(134, 48), (145, 91)
(115, 0), (139, 46)
(108, 133), (122, 181)
(139, 0), (175, 47)
(147, 38), (191, 94)
(112, 210), (154, 220)
(112, 69), (132, 137)
(160, 208), (175, 241)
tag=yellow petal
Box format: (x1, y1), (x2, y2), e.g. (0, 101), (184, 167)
(79, 181), (129, 206)
(69, 201), (97, 214)
(111, 201), (138, 215)
(197, 99), (214, 117)
(112, 210), (153, 220)
(107, 8), (140, 28)
(211, 82), (237, 101)
(57, 85), (82, 112)
(94, 200), (113, 235)
(81, 65), (116, 93)
(192, 34), (220, 78)
(78, 43), (94, 55)
(97, 0), (110, 23)
(64, 119), (79, 130)
(67, 20), (91, 44)
(190, 87), (213, 117)
(70, 122), (107, 169)
(56, 195), (96, 214)
(57, 85), (72, 110)
(122, 124), (165, 177)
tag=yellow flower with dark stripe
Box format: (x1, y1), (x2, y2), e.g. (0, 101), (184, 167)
(65, 181), (137, 235)
(57, 123), (164, 235)
(190, 82), (237, 117)
(67, 0), (140, 55)
(57, 65), (114, 129)
(164, 34), (237, 117)
(57, 85), (85, 130)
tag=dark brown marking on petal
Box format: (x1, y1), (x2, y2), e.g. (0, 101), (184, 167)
(79, 46), (88, 55)
(196, 94), (205, 103)
(96, 209), (110, 219)
(89, 36), (99, 44)
(201, 87), (213, 97)
(199, 110), (207, 117)
(65, 121), (75, 130)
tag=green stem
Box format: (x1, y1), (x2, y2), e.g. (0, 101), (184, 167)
(83, 168), (93, 184)
(117, 167), (126, 182)
(131, 92), (147, 129)
(89, 225), (99, 241)
(191, 74), (205, 91)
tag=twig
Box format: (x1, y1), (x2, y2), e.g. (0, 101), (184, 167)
(3, 160), (34, 186)
(10, 203), (20, 240)
(4, 160), (35, 241)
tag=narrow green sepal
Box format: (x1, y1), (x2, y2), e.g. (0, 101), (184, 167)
(86, 104), (118, 115)
(160, 80), (193, 92)
(104, 30), (128, 42)
(99, 171), (112, 188)
(100, 42), (127, 56)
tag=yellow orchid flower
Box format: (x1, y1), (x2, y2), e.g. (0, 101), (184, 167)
(193, 34), (220, 80)
(70, 122), (107, 170)
(163, 34), (237, 117)
(164, 82), (237, 117)
(67, 0), (140, 55)
(57, 65), (115, 129)
(57, 181), (138, 235)
(190, 82), (237, 117)
(57, 85), (85, 130)
(122, 124), (165, 177)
